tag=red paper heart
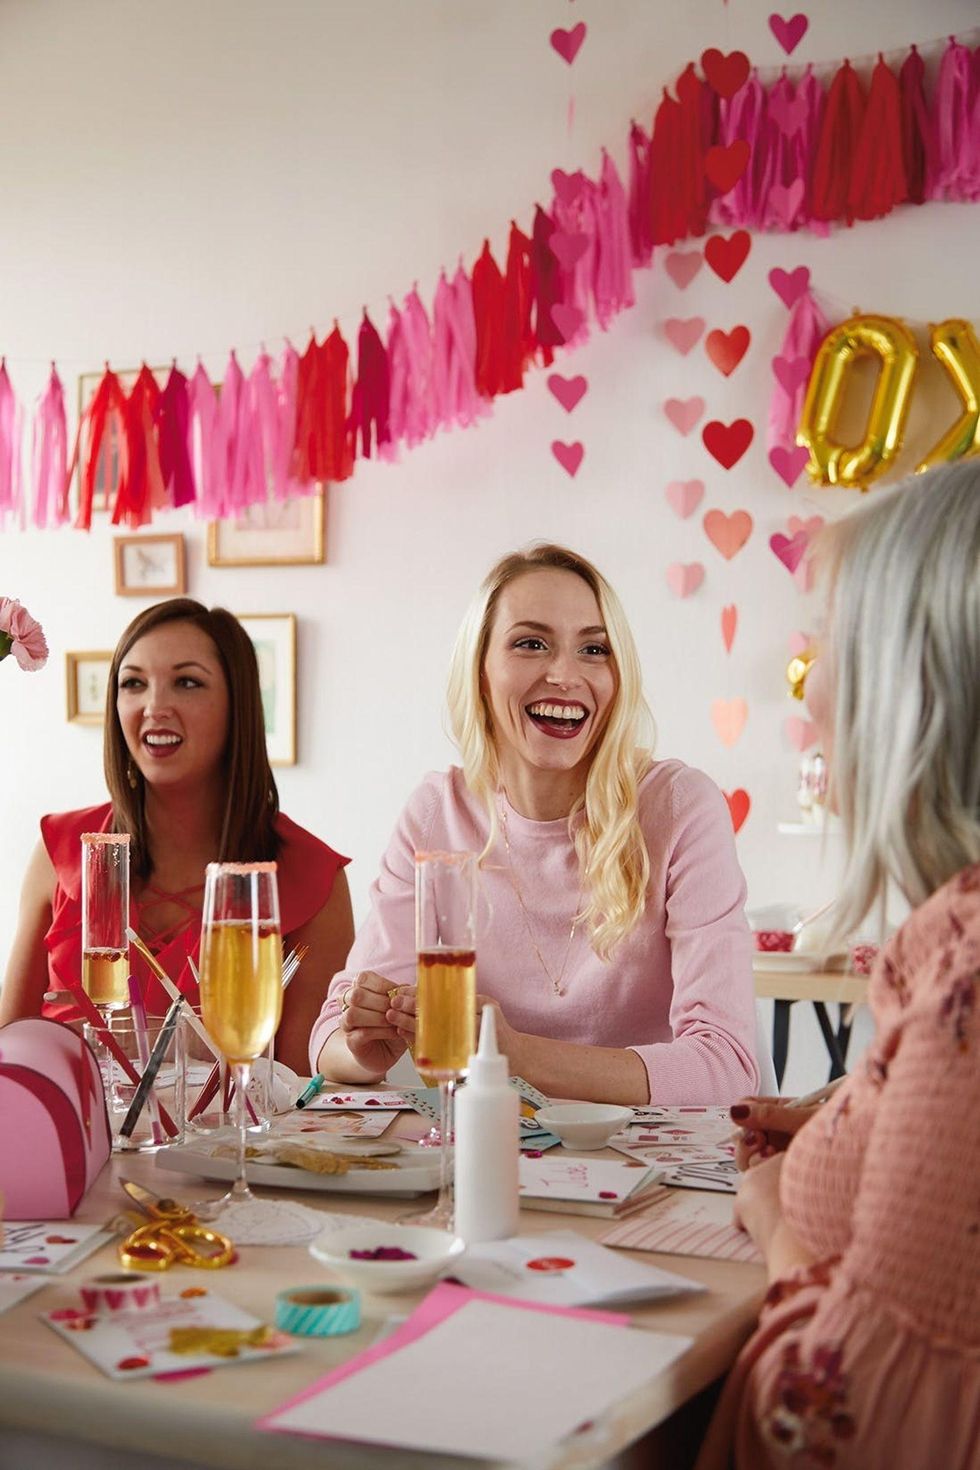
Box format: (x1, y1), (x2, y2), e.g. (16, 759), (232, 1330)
(550, 22), (587, 65)
(551, 441), (585, 478)
(551, 231), (589, 270)
(705, 139), (750, 194)
(705, 326), (751, 377)
(45, 1235), (77, 1245)
(770, 530), (808, 573)
(772, 355), (811, 395)
(724, 789), (751, 834)
(704, 230), (751, 283)
(551, 302), (584, 341)
(769, 445), (809, 487)
(721, 604), (738, 653)
(117, 1355), (151, 1371)
(665, 397), (705, 436)
(700, 48), (751, 98)
(665, 479), (705, 519)
(664, 250), (703, 289)
(666, 563), (705, 598)
(702, 418), (754, 469)
(547, 374), (588, 413)
(768, 265), (810, 308)
(703, 508), (753, 560)
(550, 168), (584, 206)
(769, 12), (809, 54)
(663, 317), (705, 355)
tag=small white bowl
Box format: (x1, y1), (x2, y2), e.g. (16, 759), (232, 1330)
(533, 1103), (633, 1150)
(310, 1223), (465, 1294)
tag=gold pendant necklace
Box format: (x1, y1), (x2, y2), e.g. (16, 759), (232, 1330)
(498, 800), (580, 997)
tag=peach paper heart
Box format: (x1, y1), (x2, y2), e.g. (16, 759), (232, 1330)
(665, 479), (705, 519)
(550, 22), (587, 64)
(666, 563), (705, 598)
(704, 508), (753, 560)
(721, 604), (738, 653)
(712, 697), (748, 747)
(664, 251), (703, 289)
(665, 397), (705, 436)
(705, 326), (750, 376)
(547, 374), (588, 413)
(664, 317), (705, 354)
(785, 716), (819, 752)
(724, 789), (751, 834)
(551, 441), (584, 478)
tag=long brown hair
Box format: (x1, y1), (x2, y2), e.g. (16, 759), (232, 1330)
(104, 599), (280, 879)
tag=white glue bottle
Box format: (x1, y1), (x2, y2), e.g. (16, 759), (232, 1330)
(453, 1003), (520, 1244)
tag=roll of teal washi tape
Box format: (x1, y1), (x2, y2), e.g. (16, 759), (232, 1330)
(275, 1285), (361, 1337)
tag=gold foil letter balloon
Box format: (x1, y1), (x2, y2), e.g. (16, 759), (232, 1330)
(797, 315), (919, 490)
(916, 319), (980, 472)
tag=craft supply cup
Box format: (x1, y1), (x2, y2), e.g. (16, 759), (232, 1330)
(83, 1013), (182, 1152)
(177, 1006), (273, 1140)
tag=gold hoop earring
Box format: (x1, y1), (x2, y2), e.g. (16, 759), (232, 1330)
(126, 759), (138, 790)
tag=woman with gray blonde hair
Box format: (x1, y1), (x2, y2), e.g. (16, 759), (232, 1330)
(311, 543), (758, 1105)
(704, 461), (980, 1470)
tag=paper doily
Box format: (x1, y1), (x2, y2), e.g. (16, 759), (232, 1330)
(209, 1198), (379, 1247)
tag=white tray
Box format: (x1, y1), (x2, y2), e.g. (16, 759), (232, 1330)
(752, 952), (821, 973)
(155, 1144), (443, 1197)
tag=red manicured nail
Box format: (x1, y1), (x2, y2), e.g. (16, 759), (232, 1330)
(730, 1104), (750, 1121)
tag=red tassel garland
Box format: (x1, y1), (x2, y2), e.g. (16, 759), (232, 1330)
(471, 240), (507, 399)
(849, 57), (907, 220)
(113, 364), (165, 527)
(349, 311), (391, 459)
(73, 367), (128, 531)
(810, 59), (866, 225)
(501, 221), (535, 393)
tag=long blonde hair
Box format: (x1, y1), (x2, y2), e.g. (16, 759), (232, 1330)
(446, 544), (655, 958)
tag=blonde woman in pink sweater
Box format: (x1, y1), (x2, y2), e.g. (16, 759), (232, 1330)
(311, 543), (758, 1105)
(700, 462), (980, 1470)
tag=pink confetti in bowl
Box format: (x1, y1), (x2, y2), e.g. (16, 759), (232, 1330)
(310, 1224), (464, 1295)
(753, 929), (795, 953)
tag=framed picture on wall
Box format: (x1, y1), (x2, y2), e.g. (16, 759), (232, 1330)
(207, 491), (325, 567)
(237, 613), (297, 766)
(65, 650), (113, 725)
(76, 367), (167, 514)
(113, 533), (186, 597)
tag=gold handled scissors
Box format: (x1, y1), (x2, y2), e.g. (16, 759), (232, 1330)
(118, 1179), (235, 1272)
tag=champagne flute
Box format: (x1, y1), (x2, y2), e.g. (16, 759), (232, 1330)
(406, 851), (478, 1229)
(198, 861), (282, 1216)
(81, 833), (131, 1107)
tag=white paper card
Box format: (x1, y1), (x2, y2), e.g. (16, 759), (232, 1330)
(453, 1231), (703, 1308)
(519, 1154), (657, 1204)
(0, 1272), (47, 1314)
(0, 1221), (112, 1274)
(304, 1089), (422, 1112)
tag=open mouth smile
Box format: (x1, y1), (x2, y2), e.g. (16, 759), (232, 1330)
(525, 701), (589, 739)
(141, 730), (184, 758)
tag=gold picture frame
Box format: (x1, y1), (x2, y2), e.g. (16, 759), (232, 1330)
(113, 533), (186, 598)
(207, 491), (325, 567)
(237, 613), (297, 766)
(66, 650), (113, 725)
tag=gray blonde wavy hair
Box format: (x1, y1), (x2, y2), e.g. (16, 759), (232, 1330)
(446, 544), (655, 958)
(818, 460), (980, 940)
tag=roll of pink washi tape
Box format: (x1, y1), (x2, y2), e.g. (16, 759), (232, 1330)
(80, 1273), (160, 1315)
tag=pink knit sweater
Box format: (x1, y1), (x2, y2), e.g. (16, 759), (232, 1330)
(310, 761), (758, 1102)
(700, 864), (980, 1470)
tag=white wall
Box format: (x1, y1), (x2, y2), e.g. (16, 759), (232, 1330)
(2, 0), (978, 1092)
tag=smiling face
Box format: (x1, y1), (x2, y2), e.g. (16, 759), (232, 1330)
(481, 568), (617, 797)
(116, 621), (230, 793)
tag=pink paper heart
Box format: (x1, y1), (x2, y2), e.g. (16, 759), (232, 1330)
(712, 697), (748, 748)
(664, 250), (703, 289)
(550, 22), (587, 65)
(768, 90), (808, 136)
(551, 441), (584, 478)
(784, 716), (819, 752)
(768, 180), (806, 226)
(772, 355), (811, 396)
(547, 373), (588, 413)
(665, 479), (705, 518)
(551, 302), (584, 341)
(770, 530), (808, 574)
(703, 508), (754, 560)
(665, 397), (706, 436)
(550, 168), (585, 206)
(666, 563), (705, 599)
(721, 604), (738, 653)
(551, 231), (589, 270)
(769, 12), (809, 55)
(788, 515), (825, 538)
(788, 630), (812, 656)
(768, 265), (810, 308)
(663, 317), (705, 355)
(768, 445), (809, 487)
(24, 1256), (49, 1265)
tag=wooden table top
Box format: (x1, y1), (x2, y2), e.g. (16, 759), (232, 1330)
(753, 966), (870, 1005)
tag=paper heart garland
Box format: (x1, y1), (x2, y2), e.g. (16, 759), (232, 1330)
(551, 441), (584, 477)
(702, 418), (754, 469)
(787, 515), (825, 539)
(551, 168), (585, 206)
(705, 326), (750, 377)
(769, 13), (809, 55)
(664, 317), (705, 354)
(551, 303), (584, 340)
(547, 374), (588, 413)
(721, 604), (738, 653)
(704, 508), (753, 560)
(705, 140), (750, 194)
(665, 397), (706, 436)
(665, 479), (705, 518)
(770, 530), (808, 573)
(785, 716), (819, 752)
(664, 250), (703, 290)
(550, 22), (587, 64)
(772, 355), (811, 395)
(666, 562), (705, 598)
(551, 231), (589, 270)
(704, 230), (751, 283)
(768, 446), (809, 488)
(768, 266), (810, 308)
(724, 788), (751, 834)
(700, 48), (751, 98)
(768, 89), (808, 137)
(712, 697), (748, 747)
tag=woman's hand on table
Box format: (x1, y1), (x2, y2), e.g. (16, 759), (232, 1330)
(340, 970), (411, 1075)
(730, 1096), (820, 1170)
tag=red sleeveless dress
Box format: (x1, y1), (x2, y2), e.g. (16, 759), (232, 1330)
(40, 802), (349, 1024)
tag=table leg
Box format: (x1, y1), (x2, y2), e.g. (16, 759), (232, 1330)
(836, 1005), (854, 1070)
(772, 1000), (792, 1088)
(812, 1002), (848, 1080)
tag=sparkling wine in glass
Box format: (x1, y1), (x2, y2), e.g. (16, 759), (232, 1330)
(407, 851), (478, 1229)
(198, 861), (282, 1217)
(81, 832), (131, 1015)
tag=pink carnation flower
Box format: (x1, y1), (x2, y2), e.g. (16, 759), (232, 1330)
(0, 596), (49, 672)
